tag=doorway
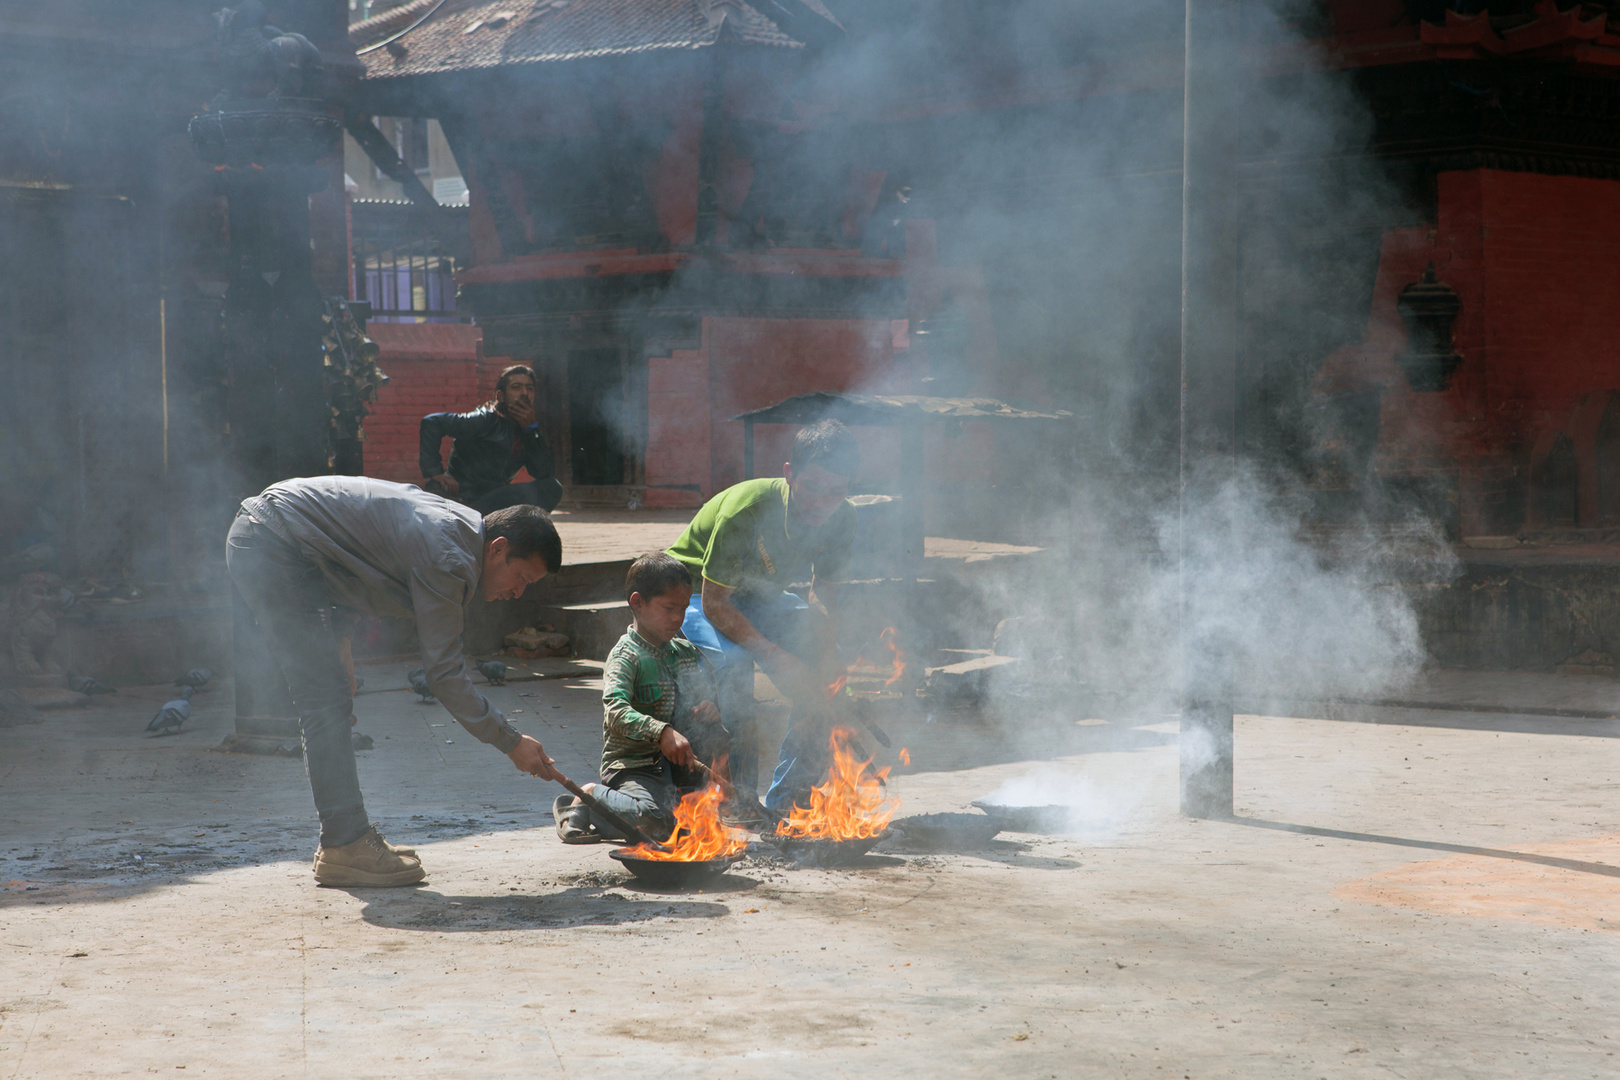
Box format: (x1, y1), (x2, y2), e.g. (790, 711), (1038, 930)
(566, 346), (635, 487)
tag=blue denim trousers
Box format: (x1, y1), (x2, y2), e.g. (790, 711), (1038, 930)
(585, 761), (683, 841)
(226, 513), (370, 849)
(681, 590), (834, 815)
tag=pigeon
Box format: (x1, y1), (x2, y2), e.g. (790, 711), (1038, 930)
(407, 667), (435, 702)
(66, 673), (116, 696)
(174, 668), (213, 690)
(476, 659), (507, 686)
(146, 686), (194, 736)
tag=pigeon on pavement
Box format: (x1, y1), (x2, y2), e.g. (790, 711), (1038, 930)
(407, 667), (435, 702)
(174, 668), (214, 690)
(476, 660), (507, 686)
(146, 686), (194, 736)
(66, 673), (116, 696)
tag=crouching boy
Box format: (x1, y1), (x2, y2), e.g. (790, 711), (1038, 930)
(556, 552), (731, 843)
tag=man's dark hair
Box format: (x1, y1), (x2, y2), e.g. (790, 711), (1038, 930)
(484, 505), (562, 573)
(625, 551), (692, 603)
(790, 418), (860, 478)
(494, 364), (535, 396)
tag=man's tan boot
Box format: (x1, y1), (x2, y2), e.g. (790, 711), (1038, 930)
(312, 825), (425, 887)
(313, 826), (414, 863)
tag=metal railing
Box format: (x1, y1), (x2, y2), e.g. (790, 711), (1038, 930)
(354, 246), (461, 323)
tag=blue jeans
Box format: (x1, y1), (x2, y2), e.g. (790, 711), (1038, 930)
(682, 591), (830, 815)
(585, 762), (681, 841)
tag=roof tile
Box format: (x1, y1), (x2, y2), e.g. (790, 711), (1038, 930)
(352, 0), (804, 79)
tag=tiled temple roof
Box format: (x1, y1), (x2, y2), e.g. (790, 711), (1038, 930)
(350, 0), (821, 78)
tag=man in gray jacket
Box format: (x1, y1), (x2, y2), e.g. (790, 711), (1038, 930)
(227, 476), (564, 887)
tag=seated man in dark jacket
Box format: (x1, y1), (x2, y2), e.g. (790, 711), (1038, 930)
(419, 364), (563, 512)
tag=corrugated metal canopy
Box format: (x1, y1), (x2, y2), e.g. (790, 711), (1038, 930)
(731, 391), (1073, 426)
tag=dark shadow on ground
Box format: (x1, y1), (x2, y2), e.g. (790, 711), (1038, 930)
(958, 840), (1083, 871)
(620, 873), (758, 896)
(823, 854), (907, 870)
(350, 885), (733, 931)
(1227, 816), (1620, 878)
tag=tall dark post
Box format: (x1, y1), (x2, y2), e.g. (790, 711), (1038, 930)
(1179, 0), (1243, 817)
(898, 422), (926, 581)
(190, 4), (343, 750)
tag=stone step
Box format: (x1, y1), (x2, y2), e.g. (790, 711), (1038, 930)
(534, 602), (633, 662)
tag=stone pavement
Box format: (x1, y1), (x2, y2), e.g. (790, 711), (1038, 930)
(3, 667), (1620, 1077)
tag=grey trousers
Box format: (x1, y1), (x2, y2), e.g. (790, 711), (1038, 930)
(226, 513), (370, 849)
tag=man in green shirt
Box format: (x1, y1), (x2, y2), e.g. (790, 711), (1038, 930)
(669, 419), (860, 816)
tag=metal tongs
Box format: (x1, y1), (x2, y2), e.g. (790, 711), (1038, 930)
(550, 768), (672, 853)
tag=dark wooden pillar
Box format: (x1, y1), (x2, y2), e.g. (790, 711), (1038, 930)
(222, 163), (333, 744)
(1179, 0), (1244, 818)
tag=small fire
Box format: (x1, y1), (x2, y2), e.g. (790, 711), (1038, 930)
(774, 726), (899, 841)
(878, 627), (908, 687)
(622, 785), (747, 862)
(898, 747), (911, 766)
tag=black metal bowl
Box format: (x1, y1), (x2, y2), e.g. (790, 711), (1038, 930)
(607, 848), (740, 888)
(970, 801), (1076, 834)
(893, 812), (1001, 849)
(764, 832), (886, 867)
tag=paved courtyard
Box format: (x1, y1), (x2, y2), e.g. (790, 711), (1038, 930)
(3, 666), (1619, 1077)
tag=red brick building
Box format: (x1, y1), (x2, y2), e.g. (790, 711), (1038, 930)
(344, 0), (1620, 542)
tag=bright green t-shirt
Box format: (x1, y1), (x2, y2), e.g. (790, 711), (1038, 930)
(667, 478), (856, 602)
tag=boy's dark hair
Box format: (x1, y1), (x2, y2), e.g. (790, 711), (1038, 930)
(494, 364), (535, 395)
(483, 505), (562, 573)
(790, 418), (860, 478)
(626, 551), (692, 603)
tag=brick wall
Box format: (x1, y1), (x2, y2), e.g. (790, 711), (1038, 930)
(643, 348), (711, 507)
(360, 323), (526, 485)
(1323, 169), (1620, 533)
(705, 316), (908, 494)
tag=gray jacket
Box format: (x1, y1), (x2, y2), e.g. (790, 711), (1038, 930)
(241, 476), (522, 753)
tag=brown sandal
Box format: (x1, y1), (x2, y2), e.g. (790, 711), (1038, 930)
(553, 794), (601, 844)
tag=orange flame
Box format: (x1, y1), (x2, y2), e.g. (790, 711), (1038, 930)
(898, 747), (911, 766)
(879, 627), (908, 687)
(774, 726), (899, 841)
(622, 785), (748, 862)
(826, 673), (848, 697)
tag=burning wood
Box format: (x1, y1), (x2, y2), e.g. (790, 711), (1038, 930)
(844, 626), (910, 690)
(878, 626), (908, 687)
(774, 726), (899, 841)
(621, 785), (748, 862)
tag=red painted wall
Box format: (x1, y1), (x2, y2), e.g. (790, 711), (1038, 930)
(639, 316), (911, 508)
(706, 316), (908, 494)
(1320, 169), (1620, 531)
(363, 358), (481, 484)
(644, 348), (711, 507)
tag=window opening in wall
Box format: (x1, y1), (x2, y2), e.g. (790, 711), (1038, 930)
(352, 237), (462, 324)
